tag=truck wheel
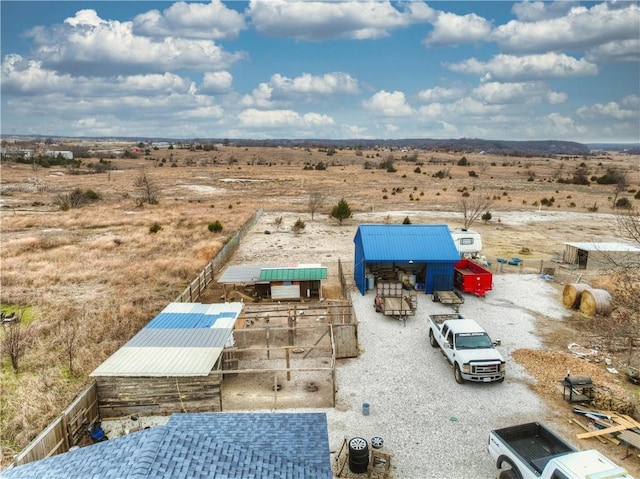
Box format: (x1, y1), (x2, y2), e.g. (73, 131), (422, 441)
(454, 364), (466, 384)
(429, 330), (438, 348)
(499, 470), (520, 479)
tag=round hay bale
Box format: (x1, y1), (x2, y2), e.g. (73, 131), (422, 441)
(562, 283), (589, 309)
(579, 288), (612, 316)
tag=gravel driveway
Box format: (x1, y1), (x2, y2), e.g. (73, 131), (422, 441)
(324, 273), (568, 479)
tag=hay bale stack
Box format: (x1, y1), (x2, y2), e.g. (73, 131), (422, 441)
(562, 283), (589, 309)
(579, 288), (612, 316)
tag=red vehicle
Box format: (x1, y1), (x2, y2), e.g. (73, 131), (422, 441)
(454, 259), (493, 297)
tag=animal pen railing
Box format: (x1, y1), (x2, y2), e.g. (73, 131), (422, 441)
(221, 300), (358, 410)
(9, 382), (99, 467)
(174, 207), (263, 303)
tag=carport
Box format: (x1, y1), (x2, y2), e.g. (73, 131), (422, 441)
(353, 224), (460, 295)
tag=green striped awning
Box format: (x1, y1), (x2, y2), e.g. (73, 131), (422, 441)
(259, 267), (327, 281)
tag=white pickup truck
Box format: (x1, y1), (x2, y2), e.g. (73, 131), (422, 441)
(488, 422), (633, 479)
(427, 313), (505, 384)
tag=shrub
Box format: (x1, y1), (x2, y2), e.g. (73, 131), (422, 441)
(457, 156), (468, 166)
(149, 222), (162, 234)
(292, 218), (306, 234)
(615, 198), (632, 209)
(635, 191), (640, 200)
(402, 216), (412, 224)
(414, 167), (421, 174)
(468, 171), (478, 177)
(481, 212), (492, 223)
(208, 220), (223, 233)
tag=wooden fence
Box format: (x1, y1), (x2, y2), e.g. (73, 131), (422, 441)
(12, 382), (99, 467)
(175, 208), (263, 302)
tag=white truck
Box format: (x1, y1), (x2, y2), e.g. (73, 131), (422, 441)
(427, 313), (505, 384)
(488, 422), (633, 479)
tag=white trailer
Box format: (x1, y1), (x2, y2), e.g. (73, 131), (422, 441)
(450, 229), (483, 258)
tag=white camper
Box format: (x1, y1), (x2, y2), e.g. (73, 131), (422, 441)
(450, 229), (482, 258)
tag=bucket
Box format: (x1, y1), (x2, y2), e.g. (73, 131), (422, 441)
(362, 403), (370, 416)
(367, 274), (375, 291)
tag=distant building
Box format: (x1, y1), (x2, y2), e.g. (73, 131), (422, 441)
(45, 150), (73, 160)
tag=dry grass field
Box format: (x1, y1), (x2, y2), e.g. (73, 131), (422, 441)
(1, 144), (639, 466)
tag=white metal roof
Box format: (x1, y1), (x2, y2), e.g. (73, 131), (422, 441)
(564, 242), (640, 252)
(90, 302), (243, 377)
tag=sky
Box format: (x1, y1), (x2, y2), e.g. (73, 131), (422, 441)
(1, 1), (639, 143)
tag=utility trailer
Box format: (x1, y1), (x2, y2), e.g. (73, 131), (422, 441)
(431, 289), (464, 311)
(374, 281), (417, 323)
(454, 259), (493, 297)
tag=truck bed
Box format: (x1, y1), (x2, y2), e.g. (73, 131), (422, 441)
(493, 422), (574, 474)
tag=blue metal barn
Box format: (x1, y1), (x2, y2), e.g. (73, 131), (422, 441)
(353, 224), (460, 295)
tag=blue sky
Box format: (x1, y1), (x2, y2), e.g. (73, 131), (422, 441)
(1, 1), (639, 142)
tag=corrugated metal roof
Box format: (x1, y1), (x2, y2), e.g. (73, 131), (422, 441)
(259, 267), (327, 281)
(124, 328), (230, 348)
(90, 347), (223, 377)
(355, 224), (460, 261)
(564, 242), (640, 252)
(90, 302), (243, 377)
(218, 264), (277, 283)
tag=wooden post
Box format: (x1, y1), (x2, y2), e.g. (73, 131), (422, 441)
(286, 347), (291, 381)
(266, 326), (270, 359)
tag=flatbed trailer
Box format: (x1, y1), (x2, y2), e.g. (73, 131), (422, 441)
(454, 259), (493, 297)
(432, 289), (464, 311)
(374, 281), (417, 323)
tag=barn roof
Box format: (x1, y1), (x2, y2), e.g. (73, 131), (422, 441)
(354, 224), (460, 262)
(3, 412), (333, 479)
(259, 267), (328, 281)
(90, 302), (243, 377)
(564, 242), (640, 252)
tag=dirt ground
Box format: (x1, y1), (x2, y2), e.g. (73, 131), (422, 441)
(1, 144), (639, 467)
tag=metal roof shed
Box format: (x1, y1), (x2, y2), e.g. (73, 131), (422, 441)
(354, 224), (460, 295)
(90, 302), (243, 417)
(563, 242), (640, 270)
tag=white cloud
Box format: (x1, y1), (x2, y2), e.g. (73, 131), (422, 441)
(1, 55), (72, 94)
(446, 53), (598, 81)
(417, 86), (464, 102)
(493, 2), (640, 54)
(424, 12), (492, 47)
(586, 39), (640, 64)
(132, 0), (246, 39)
(271, 72), (359, 95)
(239, 83), (276, 108)
(511, 1), (577, 22)
(362, 90), (414, 117)
(200, 71), (233, 94)
(174, 105), (224, 120)
(26, 9), (247, 76)
(247, 0), (434, 41)
(577, 95), (640, 121)
(473, 81), (566, 105)
(237, 108), (334, 128)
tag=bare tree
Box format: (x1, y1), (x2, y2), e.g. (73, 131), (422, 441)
(459, 192), (495, 229)
(308, 190), (326, 220)
(594, 208), (640, 364)
(616, 207), (640, 245)
(134, 169), (159, 206)
(611, 170), (628, 208)
(57, 307), (82, 377)
(2, 311), (25, 372)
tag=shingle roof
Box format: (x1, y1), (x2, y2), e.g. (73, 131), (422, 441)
(355, 224), (460, 261)
(90, 302), (243, 377)
(3, 413), (332, 479)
